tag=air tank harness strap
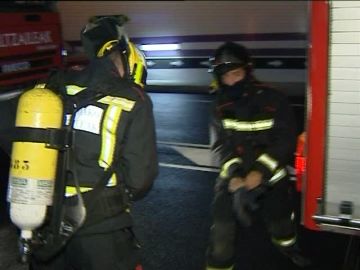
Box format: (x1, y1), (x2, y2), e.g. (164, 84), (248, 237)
(67, 182), (131, 228)
(9, 126), (72, 150)
(32, 159), (121, 262)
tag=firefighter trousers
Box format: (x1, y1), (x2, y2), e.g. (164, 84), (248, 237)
(30, 227), (140, 270)
(206, 176), (297, 269)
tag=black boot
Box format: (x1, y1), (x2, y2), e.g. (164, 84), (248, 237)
(279, 244), (312, 268)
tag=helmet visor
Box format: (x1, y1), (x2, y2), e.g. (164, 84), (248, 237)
(211, 62), (246, 76)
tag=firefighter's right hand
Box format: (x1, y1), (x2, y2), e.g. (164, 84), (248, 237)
(228, 176), (246, 193)
(214, 176), (228, 192)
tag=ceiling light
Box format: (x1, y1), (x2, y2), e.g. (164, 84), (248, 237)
(139, 43), (180, 51)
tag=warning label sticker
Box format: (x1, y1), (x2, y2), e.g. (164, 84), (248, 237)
(7, 177), (55, 205)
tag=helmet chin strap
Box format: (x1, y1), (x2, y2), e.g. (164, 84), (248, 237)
(218, 73), (252, 96)
(108, 51), (125, 77)
(224, 76), (248, 87)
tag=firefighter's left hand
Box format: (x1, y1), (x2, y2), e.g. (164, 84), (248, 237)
(243, 170), (263, 190)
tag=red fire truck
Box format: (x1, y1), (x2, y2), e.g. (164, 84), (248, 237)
(296, 1), (360, 268)
(0, 1), (62, 93)
(0, 0), (62, 228)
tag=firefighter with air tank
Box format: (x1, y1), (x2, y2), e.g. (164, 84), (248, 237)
(5, 15), (157, 270)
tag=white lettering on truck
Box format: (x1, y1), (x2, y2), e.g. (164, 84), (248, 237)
(0, 31), (53, 48)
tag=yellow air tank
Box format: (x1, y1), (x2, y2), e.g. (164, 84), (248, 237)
(7, 87), (63, 241)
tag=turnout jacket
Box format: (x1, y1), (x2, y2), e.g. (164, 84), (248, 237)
(212, 77), (296, 184)
(46, 57), (158, 231)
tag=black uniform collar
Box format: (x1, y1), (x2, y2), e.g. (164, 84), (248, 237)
(88, 56), (120, 80)
(219, 75), (254, 101)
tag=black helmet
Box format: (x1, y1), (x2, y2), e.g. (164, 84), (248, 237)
(80, 16), (129, 59)
(80, 16), (148, 87)
(210, 42), (253, 77)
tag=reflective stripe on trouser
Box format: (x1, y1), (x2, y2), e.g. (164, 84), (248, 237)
(206, 265), (234, 270)
(272, 235), (297, 247)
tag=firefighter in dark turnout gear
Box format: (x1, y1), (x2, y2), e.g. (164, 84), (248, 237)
(205, 42), (310, 269)
(30, 16), (158, 270)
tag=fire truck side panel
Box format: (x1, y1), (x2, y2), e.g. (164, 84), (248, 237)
(0, 11), (62, 91)
(304, 0), (360, 234)
(323, 1), (360, 224)
(302, 1), (329, 231)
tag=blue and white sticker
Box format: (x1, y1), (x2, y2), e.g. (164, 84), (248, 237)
(73, 105), (104, 134)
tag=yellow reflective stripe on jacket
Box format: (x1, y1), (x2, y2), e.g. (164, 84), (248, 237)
(66, 85), (87, 95)
(272, 236), (296, 247)
(222, 119), (274, 131)
(66, 95), (135, 195)
(65, 104), (122, 195)
(65, 186), (92, 197)
(98, 96), (135, 112)
(256, 153), (279, 173)
(99, 96), (135, 186)
(220, 157), (242, 178)
(99, 104), (123, 185)
(268, 168), (287, 184)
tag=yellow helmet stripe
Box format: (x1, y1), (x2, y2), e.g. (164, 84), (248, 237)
(97, 39), (119, 57)
(127, 42), (146, 87)
(134, 46), (146, 87)
(134, 63), (144, 87)
(128, 42), (136, 75)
